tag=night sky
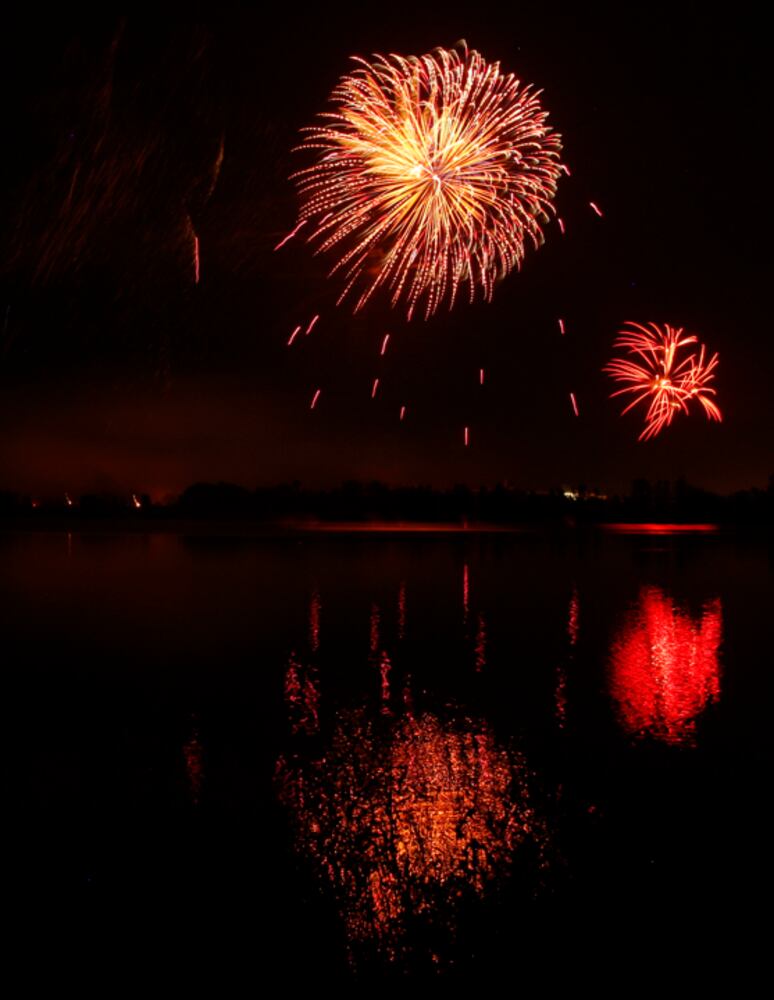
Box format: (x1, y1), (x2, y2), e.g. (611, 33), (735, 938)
(0, 7), (769, 499)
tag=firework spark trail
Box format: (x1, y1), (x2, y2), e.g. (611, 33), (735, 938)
(193, 234), (200, 284)
(287, 325), (302, 346)
(399, 405), (406, 421)
(310, 388), (321, 409)
(570, 392), (579, 416)
(274, 219), (307, 251)
(464, 426), (470, 447)
(589, 201), (603, 217)
(380, 333), (390, 355)
(306, 314), (320, 335)
(558, 318), (565, 335)
(557, 217), (566, 235)
(292, 45), (563, 319)
(371, 377), (380, 398)
(479, 368), (485, 385)
(604, 321), (722, 440)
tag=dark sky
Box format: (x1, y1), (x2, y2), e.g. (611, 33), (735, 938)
(0, 6), (769, 498)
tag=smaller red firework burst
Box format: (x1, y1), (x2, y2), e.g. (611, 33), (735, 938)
(604, 322), (721, 440)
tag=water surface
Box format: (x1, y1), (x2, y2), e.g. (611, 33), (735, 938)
(6, 527), (770, 981)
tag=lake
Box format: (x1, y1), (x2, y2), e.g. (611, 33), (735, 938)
(6, 526), (770, 982)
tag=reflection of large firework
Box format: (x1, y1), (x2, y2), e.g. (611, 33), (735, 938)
(276, 707), (546, 965)
(609, 587), (722, 745)
(292, 46), (563, 319)
(604, 322), (722, 440)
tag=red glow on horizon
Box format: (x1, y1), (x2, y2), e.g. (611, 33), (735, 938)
(609, 587), (722, 745)
(602, 523), (719, 534)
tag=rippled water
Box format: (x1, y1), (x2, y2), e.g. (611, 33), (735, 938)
(6, 527), (770, 980)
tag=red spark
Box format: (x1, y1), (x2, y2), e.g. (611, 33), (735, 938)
(288, 325), (302, 346)
(306, 314), (319, 335)
(380, 333), (390, 355)
(570, 392), (579, 416)
(274, 219), (307, 251)
(589, 201), (604, 217)
(399, 405), (406, 421)
(558, 318), (565, 335)
(464, 426), (470, 447)
(479, 368), (485, 385)
(557, 217), (566, 235)
(310, 388), (321, 409)
(193, 235), (200, 284)
(372, 377), (380, 398)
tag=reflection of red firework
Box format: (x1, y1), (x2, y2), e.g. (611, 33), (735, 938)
(604, 322), (722, 440)
(609, 587), (722, 745)
(276, 708), (546, 964)
(292, 46), (562, 319)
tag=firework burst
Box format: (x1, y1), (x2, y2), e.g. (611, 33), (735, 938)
(605, 322), (721, 440)
(291, 45), (563, 319)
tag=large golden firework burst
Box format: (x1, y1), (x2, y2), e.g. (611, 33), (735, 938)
(292, 45), (563, 319)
